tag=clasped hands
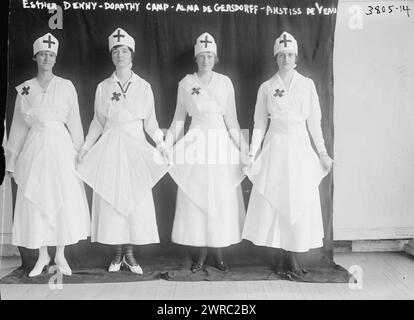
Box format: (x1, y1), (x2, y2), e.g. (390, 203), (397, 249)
(73, 144), (334, 173)
(76, 148), (88, 164)
(74, 143), (173, 166)
(241, 148), (254, 177)
(156, 141), (173, 165)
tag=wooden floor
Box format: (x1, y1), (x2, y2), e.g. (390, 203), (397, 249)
(1, 252), (414, 300)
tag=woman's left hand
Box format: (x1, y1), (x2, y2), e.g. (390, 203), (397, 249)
(157, 142), (172, 165)
(319, 152), (334, 172)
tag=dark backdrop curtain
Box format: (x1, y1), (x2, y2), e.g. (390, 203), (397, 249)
(6, 0), (337, 269)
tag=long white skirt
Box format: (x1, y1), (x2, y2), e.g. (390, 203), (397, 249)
(77, 121), (168, 245)
(242, 187), (324, 252)
(169, 121), (246, 247)
(171, 186), (245, 248)
(90, 191), (159, 245)
(242, 127), (328, 252)
(12, 122), (90, 249)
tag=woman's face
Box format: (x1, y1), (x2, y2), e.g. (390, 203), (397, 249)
(111, 45), (132, 68)
(276, 50), (297, 72)
(195, 52), (216, 72)
(35, 50), (56, 71)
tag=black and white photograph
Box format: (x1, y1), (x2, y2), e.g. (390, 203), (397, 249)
(0, 0), (413, 306)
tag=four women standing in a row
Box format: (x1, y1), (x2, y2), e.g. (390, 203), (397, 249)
(6, 29), (333, 277)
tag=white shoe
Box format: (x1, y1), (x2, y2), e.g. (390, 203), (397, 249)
(108, 260), (122, 272)
(122, 256), (143, 274)
(54, 256), (72, 276)
(29, 256), (51, 277)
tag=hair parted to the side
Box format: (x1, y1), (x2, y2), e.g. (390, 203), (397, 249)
(32, 50), (57, 61)
(111, 45), (135, 61)
(273, 52), (298, 71)
(194, 52), (219, 64)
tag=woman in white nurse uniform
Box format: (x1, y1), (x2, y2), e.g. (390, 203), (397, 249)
(6, 33), (90, 277)
(76, 28), (168, 274)
(163, 33), (247, 273)
(242, 32), (334, 275)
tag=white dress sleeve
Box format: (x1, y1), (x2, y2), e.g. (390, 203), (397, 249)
(250, 83), (269, 157)
(142, 83), (164, 145)
(306, 79), (327, 154)
(223, 78), (247, 150)
(65, 81), (84, 152)
(81, 84), (106, 152)
(6, 92), (29, 172)
(165, 83), (187, 147)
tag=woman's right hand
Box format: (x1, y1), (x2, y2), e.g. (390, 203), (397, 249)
(6, 170), (13, 179)
(76, 149), (87, 164)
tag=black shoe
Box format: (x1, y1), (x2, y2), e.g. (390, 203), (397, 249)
(191, 262), (204, 273)
(286, 268), (309, 279)
(216, 261), (229, 272)
(294, 268), (309, 276)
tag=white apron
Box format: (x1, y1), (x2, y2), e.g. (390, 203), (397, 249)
(6, 77), (90, 249)
(168, 72), (246, 247)
(242, 71), (329, 252)
(77, 72), (168, 245)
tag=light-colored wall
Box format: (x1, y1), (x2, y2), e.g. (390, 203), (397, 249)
(333, 0), (414, 240)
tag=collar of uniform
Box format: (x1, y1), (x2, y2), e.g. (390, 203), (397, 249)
(191, 71), (216, 88)
(110, 71), (141, 84)
(26, 75), (61, 86)
(16, 76), (65, 96)
(20, 75), (61, 92)
(272, 69), (299, 91)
